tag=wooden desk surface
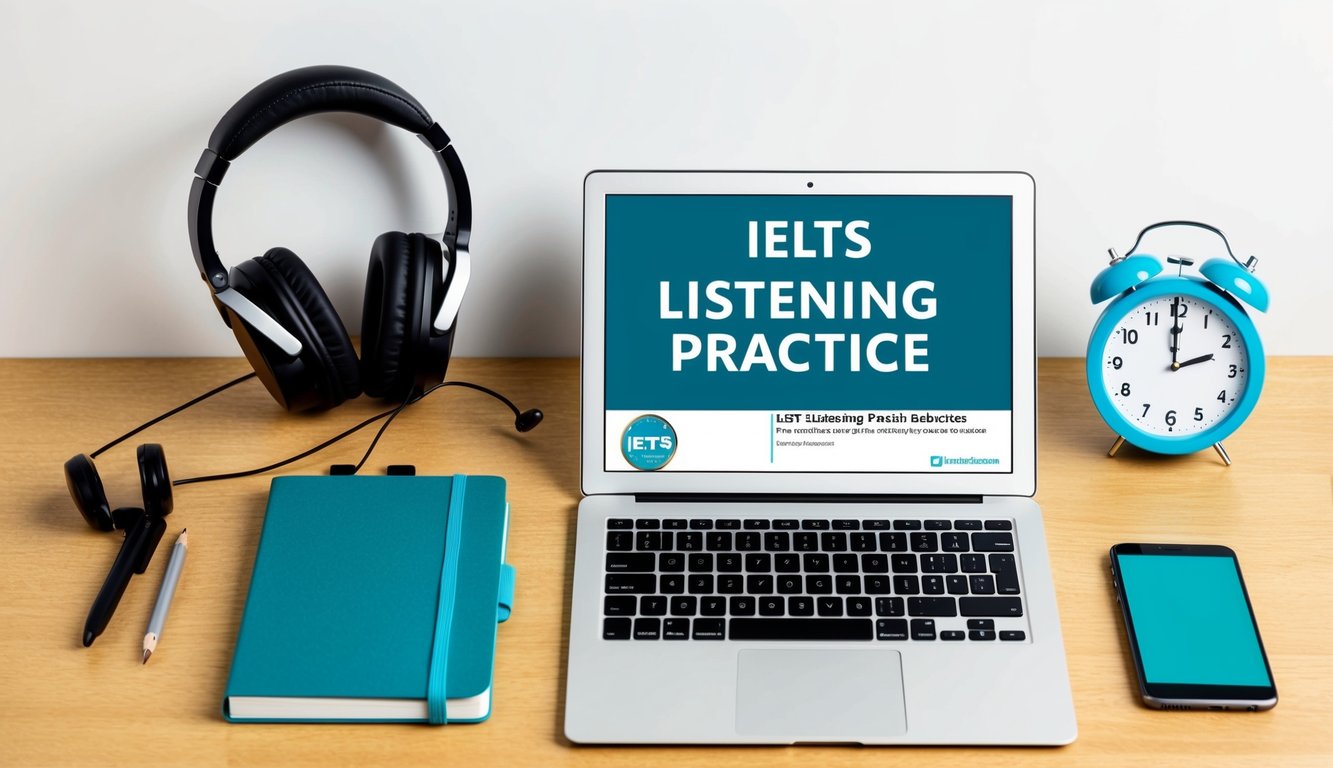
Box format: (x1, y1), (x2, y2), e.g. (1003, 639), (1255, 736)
(1, 357), (1330, 767)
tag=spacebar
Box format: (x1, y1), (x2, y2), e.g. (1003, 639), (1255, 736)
(729, 619), (873, 640)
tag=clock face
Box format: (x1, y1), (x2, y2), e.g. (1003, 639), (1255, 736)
(1099, 293), (1249, 437)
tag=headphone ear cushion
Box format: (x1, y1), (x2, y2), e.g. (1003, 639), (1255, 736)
(361, 232), (437, 399)
(64, 454), (114, 531)
(136, 444), (173, 518)
(255, 248), (363, 404)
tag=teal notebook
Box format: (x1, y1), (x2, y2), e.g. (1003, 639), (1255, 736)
(223, 475), (515, 724)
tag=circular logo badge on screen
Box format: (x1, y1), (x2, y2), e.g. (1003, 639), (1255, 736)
(621, 415), (677, 471)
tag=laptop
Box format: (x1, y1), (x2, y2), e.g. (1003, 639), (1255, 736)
(565, 171), (1076, 745)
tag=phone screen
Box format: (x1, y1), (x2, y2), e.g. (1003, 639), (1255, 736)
(1117, 552), (1271, 687)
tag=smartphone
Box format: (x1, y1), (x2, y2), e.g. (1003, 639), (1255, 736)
(1108, 543), (1277, 711)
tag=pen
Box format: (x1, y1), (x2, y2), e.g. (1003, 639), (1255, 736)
(143, 529), (188, 664)
(83, 510), (166, 647)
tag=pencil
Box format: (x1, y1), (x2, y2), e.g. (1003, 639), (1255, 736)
(142, 529), (188, 664)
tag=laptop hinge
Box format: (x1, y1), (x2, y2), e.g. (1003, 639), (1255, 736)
(633, 493), (983, 505)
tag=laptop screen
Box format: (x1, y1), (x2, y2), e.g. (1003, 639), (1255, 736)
(602, 193), (1014, 475)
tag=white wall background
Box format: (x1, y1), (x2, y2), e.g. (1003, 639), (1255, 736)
(1, 0), (1330, 358)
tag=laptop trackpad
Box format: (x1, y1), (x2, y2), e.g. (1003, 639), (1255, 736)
(735, 649), (908, 741)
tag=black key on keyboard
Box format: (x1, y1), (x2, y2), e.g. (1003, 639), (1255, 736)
(954, 519), (982, 530)
(776, 575), (802, 594)
(1000, 630), (1026, 641)
(670, 596), (697, 616)
(658, 552), (684, 572)
(921, 575), (945, 594)
(730, 618), (872, 640)
(663, 519), (687, 530)
(803, 553), (830, 572)
(850, 532), (877, 552)
(764, 532), (790, 551)
(705, 531), (732, 551)
(636, 519), (660, 529)
(984, 520), (1013, 530)
(876, 619), (908, 640)
(971, 532), (1015, 552)
(604, 595), (636, 615)
(894, 520), (922, 530)
(689, 575), (715, 594)
(716, 519), (741, 530)
(730, 596), (755, 616)
(941, 532), (970, 552)
(788, 596), (814, 616)
(865, 575), (893, 594)
(875, 597), (905, 616)
(946, 575), (969, 595)
(862, 519), (890, 530)
(921, 554), (957, 573)
(817, 597), (844, 616)
(717, 575), (743, 594)
(793, 532), (818, 551)
(743, 519), (769, 530)
(640, 596), (667, 616)
(893, 575), (920, 594)
(747, 575), (774, 594)
(960, 553), (987, 573)
(833, 554), (859, 573)
(774, 519), (799, 530)
(759, 596), (784, 616)
(636, 531), (664, 551)
(910, 618), (937, 640)
(607, 531), (633, 551)
(847, 596), (872, 616)
(745, 553), (771, 572)
(821, 532), (848, 551)
(969, 629), (997, 641)
(677, 532), (702, 551)
(833, 519), (859, 530)
(967, 619), (995, 631)
(959, 596), (1024, 617)
(688, 553), (713, 572)
(802, 519), (830, 530)
(634, 618), (661, 640)
(861, 554), (889, 573)
(606, 553), (655, 572)
(604, 617), (631, 639)
(910, 532), (939, 552)
(700, 596), (727, 616)
(835, 575), (861, 595)
(717, 553), (743, 572)
(660, 574), (685, 594)
(925, 519), (951, 530)
(692, 619), (726, 639)
(941, 630), (965, 641)
(663, 618), (689, 639)
(608, 518), (633, 529)
(805, 574), (832, 594)
(908, 597), (957, 617)
(606, 574), (655, 593)
(690, 519), (714, 529)
(774, 553), (801, 573)
(880, 532), (908, 552)
(891, 554), (918, 573)
(969, 575), (996, 595)
(990, 554), (1022, 594)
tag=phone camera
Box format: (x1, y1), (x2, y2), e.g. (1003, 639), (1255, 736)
(806, 181), (814, 188)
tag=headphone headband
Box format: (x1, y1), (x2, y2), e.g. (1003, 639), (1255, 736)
(188, 66), (472, 351)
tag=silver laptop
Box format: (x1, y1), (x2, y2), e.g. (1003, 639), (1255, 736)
(565, 171), (1076, 745)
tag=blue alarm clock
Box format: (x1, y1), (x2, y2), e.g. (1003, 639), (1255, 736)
(1087, 221), (1269, 465)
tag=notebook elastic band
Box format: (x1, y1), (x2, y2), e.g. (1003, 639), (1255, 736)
(426, 475), (468, 724)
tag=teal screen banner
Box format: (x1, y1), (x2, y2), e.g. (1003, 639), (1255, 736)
(604, 195), (1014, 411)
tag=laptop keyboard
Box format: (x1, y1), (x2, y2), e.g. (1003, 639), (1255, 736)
(602, 517), (1028, 643)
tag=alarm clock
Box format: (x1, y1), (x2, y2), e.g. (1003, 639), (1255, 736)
(1087, 221), (1269, 465)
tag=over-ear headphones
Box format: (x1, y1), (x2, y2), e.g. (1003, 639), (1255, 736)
(64, 444), (173, 532)
(188, 65), (474, 411)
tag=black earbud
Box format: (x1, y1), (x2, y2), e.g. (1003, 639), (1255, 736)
(515, 408), (543, 433)
(64, 444), (173, 531)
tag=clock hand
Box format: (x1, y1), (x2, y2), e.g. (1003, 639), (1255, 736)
(1169, 296), (1182, 367)
(1173, 353), (1214, 370)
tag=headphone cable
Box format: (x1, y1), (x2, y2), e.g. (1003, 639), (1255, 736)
(90, 372), (257, 459)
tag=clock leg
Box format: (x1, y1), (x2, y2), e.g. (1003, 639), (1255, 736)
(1108, 435), (1126, 458)
(1213, 442), (1233, 466)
